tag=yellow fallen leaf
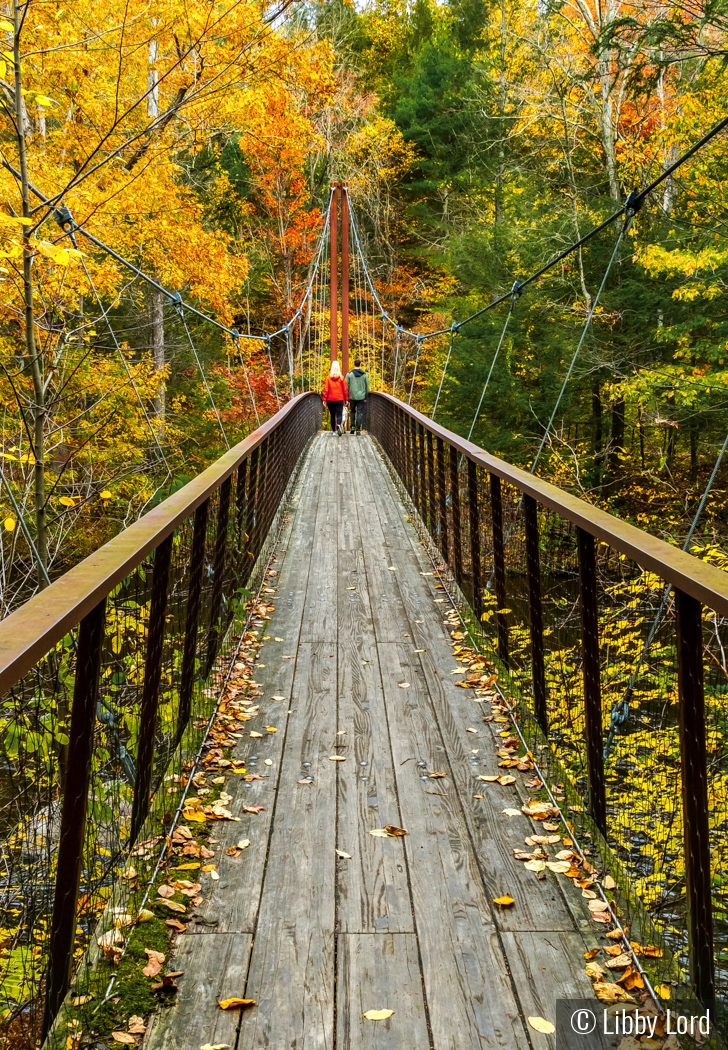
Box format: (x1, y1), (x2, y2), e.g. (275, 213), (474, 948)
(183, 808), (207, 822)
(524, 860), (545, 872)
(527, 1017), (555, 1034)
(502, 808), (521, 816)
(465, 728), (477, 734)
(275, 637), (283, 641)
(593, 982), (635, 1004)
(156, 899), (186, 913)
(363, 1009), (394, 1020)
(493, 895), (515, 907)
(655, 984), (671, 1000)
(201, 864), (217, 872)
(200, 1044), (231, 1050)
(264, 726), (278, 733)
(329, 755), (346, 761)
(602, 874), (616, 890)
(250, 731), (263, 738)
(218, 998), (256, 1010)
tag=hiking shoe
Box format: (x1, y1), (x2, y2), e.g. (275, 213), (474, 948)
(337, 425), (342, 436)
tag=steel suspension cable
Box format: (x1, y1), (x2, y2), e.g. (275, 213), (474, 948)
(408, 335), (422, 406)
(432, 324), (457, 421)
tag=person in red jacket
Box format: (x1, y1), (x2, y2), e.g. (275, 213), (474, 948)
(322, 360), (348, 436)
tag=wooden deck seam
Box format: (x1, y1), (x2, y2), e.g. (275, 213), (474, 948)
(347, 438), (436, 1050)
(231, 436), (328, 1050)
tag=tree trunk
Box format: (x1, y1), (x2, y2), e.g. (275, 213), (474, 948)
(607, 397), (625, 484)
(13, 0), (48, 585)
(690, 420), (699, 484)
(151, 285), (165, 424)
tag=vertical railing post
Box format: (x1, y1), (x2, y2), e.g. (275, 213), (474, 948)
(412, 419), (421, 513)
(242, 446), (259, 587)
(676, 588), (715, 1003)
(418, 424), (427, 523)
(467, 459), (483, 623)
(576, 527), (606, 837)
(437, 436), (449, 563)
(426, 429), (436, 535)
(205, 476), (232, 671)
(406, 414), (414, 499)
(177, 499), (209, 743)
(131, 533), (174, 842)
(43, 599), (106, 1039)
(524, 495), (547, 733)
(490, 473), (509, 666)
(450, 445), (462, 584)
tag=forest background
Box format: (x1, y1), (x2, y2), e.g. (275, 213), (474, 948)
(0, 0), (727, 617)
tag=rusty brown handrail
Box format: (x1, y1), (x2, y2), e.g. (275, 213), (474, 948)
(371, 392), (728, 616)
(0, 391), (321, 696)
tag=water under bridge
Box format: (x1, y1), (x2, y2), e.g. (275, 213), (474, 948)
(0, 389), (727, 1049)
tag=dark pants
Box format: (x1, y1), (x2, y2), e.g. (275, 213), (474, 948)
(350, 399), (366, 431)
(327, 400), (344, 431)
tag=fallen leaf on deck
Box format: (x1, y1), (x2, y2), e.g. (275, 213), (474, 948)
(587, 898), (609, 913)
(478, 775), (499, 783)
(593, 982), (635, 1004)
(128, 1017), (146, 1035)
(473, 794), (484, 799)
(655, 984), (671, 1000)
(210, 870), (220, 880)
(329, 755), (346, 761)
(200, 1044), (230, 1050)
(524, 860), (546, 872)
(243, 805), (264, 813)
(264, 726), (278, 733)
(157, 885), (175, 898)
(218, 998), (256, 1010)
(143, 949), (165, 977)
(250, 731), (263, 738)
(585, 961), (605, 981)
(363, 1009), (394, 1020)
(428, 772), (447, 779)
(498, 775), (516, 786)
(337, 730), (347, 736)
(493, 895), (515, 907)
(183, 809), (207, 823)
(111, 1032), (136, 1044)
(583, 948), (600, 960)
(398, 682), (410, 688)
(271, 695), (287, 701)
(156, 899), (186, 913)
(414, 648), (426, 653)
(639, 945), (663, 958)
(502, 808), (521, 816)
(336, 850), (352, 859)
(383, 825), (407, 836)
(527, 1017), (555, 1034)
(298, 778), (313, 785)
(264, 759), (273, 766)
(165, 919), (186, 932)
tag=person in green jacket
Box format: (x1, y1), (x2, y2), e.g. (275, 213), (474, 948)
(346, 359), (370, 433)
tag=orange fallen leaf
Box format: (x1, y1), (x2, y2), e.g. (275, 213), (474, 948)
(493, 895), (514, 907)
(143, 949), (165, 978)
(218, 998), (257, 1010)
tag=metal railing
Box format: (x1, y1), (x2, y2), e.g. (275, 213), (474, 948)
(369, 391), (728, 1009)
(0, 392), (321, 1047)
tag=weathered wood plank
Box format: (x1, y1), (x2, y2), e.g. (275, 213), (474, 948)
(146, 933), (252, 1050)
(378, 641), (529, 1050)
(188, 435), (325, 935)
(237, 654), (338, 1045)
(337, 444), (413, 934)
(500, 931), (597, 1049)
(336, 934), (429, 1050)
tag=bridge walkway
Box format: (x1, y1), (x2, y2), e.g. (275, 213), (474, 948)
(147, 432), (595, 1050)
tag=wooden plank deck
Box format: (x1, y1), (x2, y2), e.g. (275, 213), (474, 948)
(147, 431), (597, 1050)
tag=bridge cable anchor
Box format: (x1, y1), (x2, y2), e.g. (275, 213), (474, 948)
(623, 189), (645, 217)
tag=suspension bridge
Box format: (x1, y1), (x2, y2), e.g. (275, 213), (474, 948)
(1, 118), (728, 1050)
